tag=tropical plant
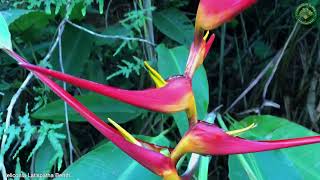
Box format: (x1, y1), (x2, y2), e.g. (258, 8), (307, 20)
(1, 0), (320, 179)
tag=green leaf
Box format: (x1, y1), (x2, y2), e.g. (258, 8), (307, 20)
(51, 25), (93, 76)
(10, 11), (53, 33)
(94, 24), (132, 46)
(156, 44), (209, 134)
(14, 158), (30, 180)
(253, 40), (272, 59)
(172, 112), (189, 136)
(0, 80), (11, 91)
(228, 115), (320, 180)
(27, 122), (65, 166)
(153, 8), (194, 45)
(34, 139), (57, 180)
(0, 9), (32, 25)
(55, 135), (169, 180)
(13, 104), (37, 158)
(98, 0), (104, 14)
(59, 2), (86, 21)
(0, 12), (12, 50)
(84, 60), (105, 84)
(6, 10), (53, 41)
(32, 94), (145, 123)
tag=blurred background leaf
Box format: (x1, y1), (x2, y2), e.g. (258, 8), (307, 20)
(0, 12), (12, 49)
(32, 94), (146, 124)
(153, 8), (194, 46)
(51, 25), (93, 77)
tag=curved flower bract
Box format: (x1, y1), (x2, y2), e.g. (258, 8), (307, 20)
(19, 63), (198, 125)
(184, 32), (215, 78)
(3, 49), (180, 179)
(185, 0), (256, 77)
(171, 121), (320, 163)
(196, 0), (257, 31)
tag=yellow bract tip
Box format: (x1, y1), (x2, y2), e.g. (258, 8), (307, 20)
(226, 123), (256, 136)
(108, 118), (142, 146)
(144, 61), (167, 88)
(203, 31), (210, 41)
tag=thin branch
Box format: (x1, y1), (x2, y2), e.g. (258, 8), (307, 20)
(0, 162), (6, 180)
(2, 76), (33, 136)
(0, 19), (68, 180)
(42, 20), (67, 63)
(224, 59), (273, 113)
(218, 24), (226, 104)
(105, 0), (113, 28)
(262, 22), (299, 100)
(58, 22), (74, 164)
(182, 153), (200, 178)
(306, 33), (320, 130)
(54, 0), (74, 165)
(142, 0), (156, 63)
(240, 13), (252, 57)
(0, 73), (33, 180)
(225, 23), (300, 114)
(66, 20), (156, 46)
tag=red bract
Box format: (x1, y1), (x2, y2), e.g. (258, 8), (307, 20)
(171, 122), (320, 163)
(4, 49), (179, 179)
(19, 63), (198, 126)
(184, 32), (215, 78)
(196, 0), (257, 30)
(185, 0), (256, 77)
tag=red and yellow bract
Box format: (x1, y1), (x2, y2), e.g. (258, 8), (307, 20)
(19, 63), (198, 125)
(196, 0), (257, 31)
(171, 122), (320, 163)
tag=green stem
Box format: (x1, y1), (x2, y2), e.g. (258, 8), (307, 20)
(198, 113), (216, 180)
(218, 24), (226, 104)
(217, 114), (259, 180)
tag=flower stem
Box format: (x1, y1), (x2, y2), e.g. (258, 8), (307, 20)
(217, 114), (259, 180)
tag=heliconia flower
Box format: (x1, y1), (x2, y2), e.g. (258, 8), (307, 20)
(195, 0), (257, 31)
(184, 32), (215, 78)
(3, 49), (180, 179)
(185, 0), (256, 77)
(170, 121), (320, 163)
(19, 62), (198, 125)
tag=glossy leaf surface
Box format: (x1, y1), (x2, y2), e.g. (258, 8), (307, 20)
(56, 135), (170, 180)
(229, 115), (320, 180)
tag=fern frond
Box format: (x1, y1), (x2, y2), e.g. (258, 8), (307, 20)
(47, 130), (66, 170)
(106, 56), (144, 80)
(13, 104), (37, 158)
